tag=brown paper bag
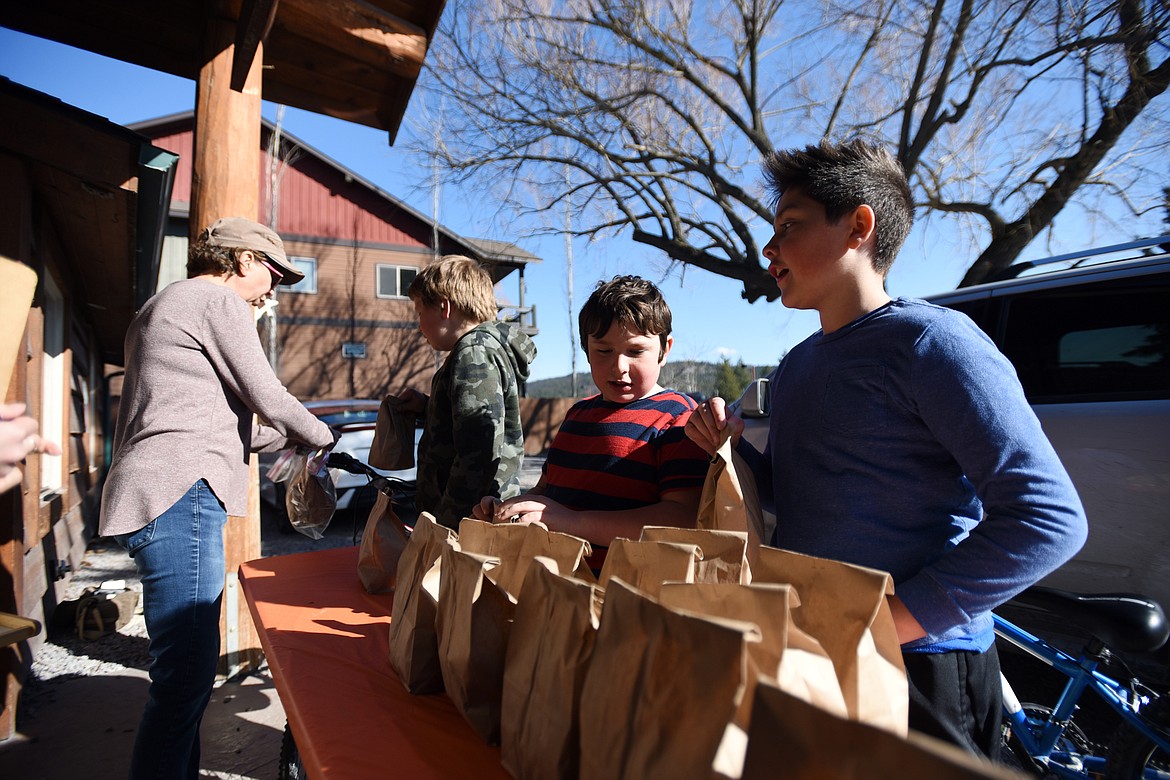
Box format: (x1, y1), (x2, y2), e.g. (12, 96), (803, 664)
(696, 431), (770, 566)
(658, 581), (847, 779)
(579, 577), (758, 780)
(742, 681), (1022, 780)
(658, 582), (846, 726)
(0, 257), (37, 398)
(388, 512), (456, 693)
(596, 537), (700, 597)
(356, 488), (411, 593)
(368, 393), (416, 470)
(752, 546), (908, 733)
(435, 543), (516, 744)
(501, 558), (603, 780)
(456, 518), (592, 596)
(639, 526), (750, 584)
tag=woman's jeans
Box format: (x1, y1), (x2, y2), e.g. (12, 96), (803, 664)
(116, 480), (227, 780)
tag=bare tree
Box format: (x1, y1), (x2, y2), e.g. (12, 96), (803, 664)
(417, 0), (1170, 296)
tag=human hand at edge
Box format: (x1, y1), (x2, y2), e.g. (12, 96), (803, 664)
(0, 402), (63, 494)
(685, 397), (744, 455)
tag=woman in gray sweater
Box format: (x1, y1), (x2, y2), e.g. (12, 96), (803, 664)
(99, 217), (335, 780)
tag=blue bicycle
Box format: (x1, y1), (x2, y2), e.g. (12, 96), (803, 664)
(995, 587), (1170, 778)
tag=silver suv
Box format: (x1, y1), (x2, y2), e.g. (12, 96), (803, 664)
(734, 236), (1170, 618)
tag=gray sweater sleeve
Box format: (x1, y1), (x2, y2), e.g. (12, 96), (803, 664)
(202, 294), (333, 451)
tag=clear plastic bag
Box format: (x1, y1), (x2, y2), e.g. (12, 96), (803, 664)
(272, 448), (336, 539)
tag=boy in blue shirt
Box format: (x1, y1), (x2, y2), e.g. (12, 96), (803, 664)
(686, 140), (1087, 757)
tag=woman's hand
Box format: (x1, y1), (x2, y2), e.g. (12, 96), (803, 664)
(685, 397), (744, 455)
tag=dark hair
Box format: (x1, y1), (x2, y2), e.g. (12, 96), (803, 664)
(578, 275), (672, 354)
(762, 139), (914, 275)
(187, 242), (245, 278)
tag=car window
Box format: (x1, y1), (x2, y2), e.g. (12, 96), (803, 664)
(999, 276), (1170, 403)
(941, 298), (992, 335)
(316, 409), (379, 426)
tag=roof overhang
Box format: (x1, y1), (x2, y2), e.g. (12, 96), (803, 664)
(0, 0), (447, 144)
(0, 78), (178, 364)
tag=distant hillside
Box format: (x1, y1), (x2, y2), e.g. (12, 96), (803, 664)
(526, 360), (775, 399)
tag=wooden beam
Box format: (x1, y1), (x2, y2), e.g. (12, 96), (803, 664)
(191, 12), (265, 676)
(232, 0), (280, 92)
(277, 0), (427, 78)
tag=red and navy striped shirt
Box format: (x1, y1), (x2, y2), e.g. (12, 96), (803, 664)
(541, 390), (709, 512)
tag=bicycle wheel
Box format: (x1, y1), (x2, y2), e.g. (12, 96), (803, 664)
(278, 722), (310, 780)
(1106, 694), (1170, 780)
(1003, 704), (1094, 774)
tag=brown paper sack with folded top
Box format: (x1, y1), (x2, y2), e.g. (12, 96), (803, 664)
(658, 581), (847, 779)
(742, 681), (1023, 780)
(752, 546), (908, 733)
(368, 393), (417, 471)
(579, 577), (760, 780)
(640, 526), (750, 584)
(435, 543), (515, 744)
(596, 537), (700, 597)
(0, 257), (38, 398)
(456, 518), (593, 594)
(357, 488), (411, 594)
(697, 430), (771, 568)
(501, 558), (603, 780)
(436, 520), (592, 745)
(388, 512), (456, 693)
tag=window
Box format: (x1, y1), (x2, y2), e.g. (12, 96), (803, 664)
(999, 277), (1170, 403)
(284, 257), (317, 294)
(376, 264), (417, 299)
(41, 273), (65, 496)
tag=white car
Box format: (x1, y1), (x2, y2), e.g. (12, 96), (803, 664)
(259, 399), (421, 530)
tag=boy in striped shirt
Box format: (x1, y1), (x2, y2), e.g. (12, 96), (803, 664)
(474, 275), (708, 564)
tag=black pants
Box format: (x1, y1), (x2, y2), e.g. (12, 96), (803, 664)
(903, 644), (1002, 759)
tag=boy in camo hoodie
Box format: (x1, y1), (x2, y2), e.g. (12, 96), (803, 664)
(400, 255), (537, 529)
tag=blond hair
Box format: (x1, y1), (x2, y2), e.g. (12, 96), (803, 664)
(408, 255), (498, 323)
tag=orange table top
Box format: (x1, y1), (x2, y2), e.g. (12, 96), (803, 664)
(239, 546), (510, 779)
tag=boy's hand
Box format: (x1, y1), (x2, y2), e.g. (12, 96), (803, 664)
(397, 388), (427, 415)
(471, 496), (501, 522)
(489, 494), (569, 530)
(887, 594), (927, 645)
(685, 397), (744, 455)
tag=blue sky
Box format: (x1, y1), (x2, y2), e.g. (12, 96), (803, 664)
(2, 28), (1164, 382)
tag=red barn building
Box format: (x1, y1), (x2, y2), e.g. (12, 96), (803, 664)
(133, 112), (539, 402)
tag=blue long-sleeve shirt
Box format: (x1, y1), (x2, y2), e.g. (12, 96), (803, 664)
(737, 298), (1087, 651)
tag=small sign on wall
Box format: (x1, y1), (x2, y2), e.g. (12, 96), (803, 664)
(342, 342), (367, 359)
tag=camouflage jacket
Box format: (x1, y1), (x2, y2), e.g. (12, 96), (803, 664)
(415, 321), (537, 528)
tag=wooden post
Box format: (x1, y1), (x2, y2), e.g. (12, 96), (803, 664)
(192, 11), (265, 678)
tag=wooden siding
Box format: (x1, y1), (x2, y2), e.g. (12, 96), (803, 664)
(270, 151), (432, 248)
(275, 243), (429, 399)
